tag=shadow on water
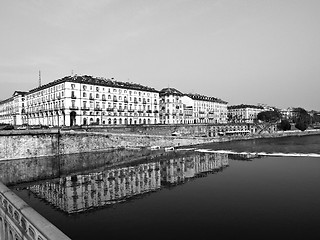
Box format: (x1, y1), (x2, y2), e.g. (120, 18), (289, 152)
(0, 148), (170, 186)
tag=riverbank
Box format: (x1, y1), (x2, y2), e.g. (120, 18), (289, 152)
(0, 128), (320, 161)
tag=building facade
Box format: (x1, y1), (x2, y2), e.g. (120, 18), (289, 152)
(1, 76), (230, 127)
(227, 104), (264, 123)
(183, 93), (228, 124)
(0, 91), (27, 125)
(159, 88), (228, 125)
(159, 88), (185, 124)
(24, 75), (160, 126)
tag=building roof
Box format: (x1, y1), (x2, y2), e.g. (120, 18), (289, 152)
(13, 91), (28, 96)
(227, 104), (264, 110)
(28, 75), (159, 94)
(185, 93), (228, 104)
(159, 87), (183, 96)
(0, 91), (26, 104)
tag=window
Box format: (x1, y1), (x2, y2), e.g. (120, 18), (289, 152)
(83, 92), (86, 97)
(96, 87), (99, 91)
(71, 84), (75, 89)
(83, 85), (87, 90)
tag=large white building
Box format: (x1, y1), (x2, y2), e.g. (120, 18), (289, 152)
(227, 104), (264, 123)
(0, 75), (160, 127)
(26, 75), (160, 126)
(1, 76), (230, 127)
(183, 93), (228, 124)
(159, 88), (228, 124)
(159, 88), (185, 124)
(0, 91), (27, 125)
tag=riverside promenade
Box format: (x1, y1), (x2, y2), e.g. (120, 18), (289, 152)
(1, 125), (320, 161)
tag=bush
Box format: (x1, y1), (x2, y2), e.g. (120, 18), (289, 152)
(278, 120), (291, 131)
(295, 119), (308, 131)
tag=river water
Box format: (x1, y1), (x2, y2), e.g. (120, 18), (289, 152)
(8, 135), (320, 239)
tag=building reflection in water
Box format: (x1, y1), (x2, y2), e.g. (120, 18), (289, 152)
(27, 152), (230, 214)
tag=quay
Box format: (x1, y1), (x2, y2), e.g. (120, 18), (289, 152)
(1, 124), (319, 162)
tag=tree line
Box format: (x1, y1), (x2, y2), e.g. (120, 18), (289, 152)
(257, 108), (320, 131)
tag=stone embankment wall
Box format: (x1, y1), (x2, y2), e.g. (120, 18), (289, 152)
(0, 129), (215, 161)
(0, 128), (320, 161)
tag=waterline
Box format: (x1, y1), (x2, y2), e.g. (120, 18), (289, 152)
(195, 149), (320, 158)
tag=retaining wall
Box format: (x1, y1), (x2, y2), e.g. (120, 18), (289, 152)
(0, 128), (320, 161)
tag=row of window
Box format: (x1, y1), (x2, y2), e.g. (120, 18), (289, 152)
(72, 91), (158, 103)
(71, 83), (158, 97)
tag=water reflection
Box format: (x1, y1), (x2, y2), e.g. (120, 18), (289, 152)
(26, 152), (231, 214)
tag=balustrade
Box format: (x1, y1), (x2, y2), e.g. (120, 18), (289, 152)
(0, 182), (70, 240)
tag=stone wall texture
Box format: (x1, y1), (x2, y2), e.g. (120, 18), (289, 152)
(0, 127), (319, 161)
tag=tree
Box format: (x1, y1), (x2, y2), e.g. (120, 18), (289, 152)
(295, 119), (309, 131)
(293, 107), (311, 131)
(257, 110), (281, 123)
(278, 120), (291, 131)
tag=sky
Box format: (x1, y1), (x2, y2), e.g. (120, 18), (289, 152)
(0, 0), (319, 110)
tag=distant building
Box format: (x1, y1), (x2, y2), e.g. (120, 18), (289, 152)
(159, 88), (184, 124)
(0, 91), (27, 125)
(280, 107), (295, 121)
(159, 88), (228, 124)
(183, 93), (228, 124)
(227, 104), (264, 123)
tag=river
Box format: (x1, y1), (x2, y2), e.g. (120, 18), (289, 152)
(8, 134), (320, 239)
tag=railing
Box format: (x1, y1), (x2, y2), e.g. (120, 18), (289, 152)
(69, 107), (79, 110)
(0, 181), (70, 240)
